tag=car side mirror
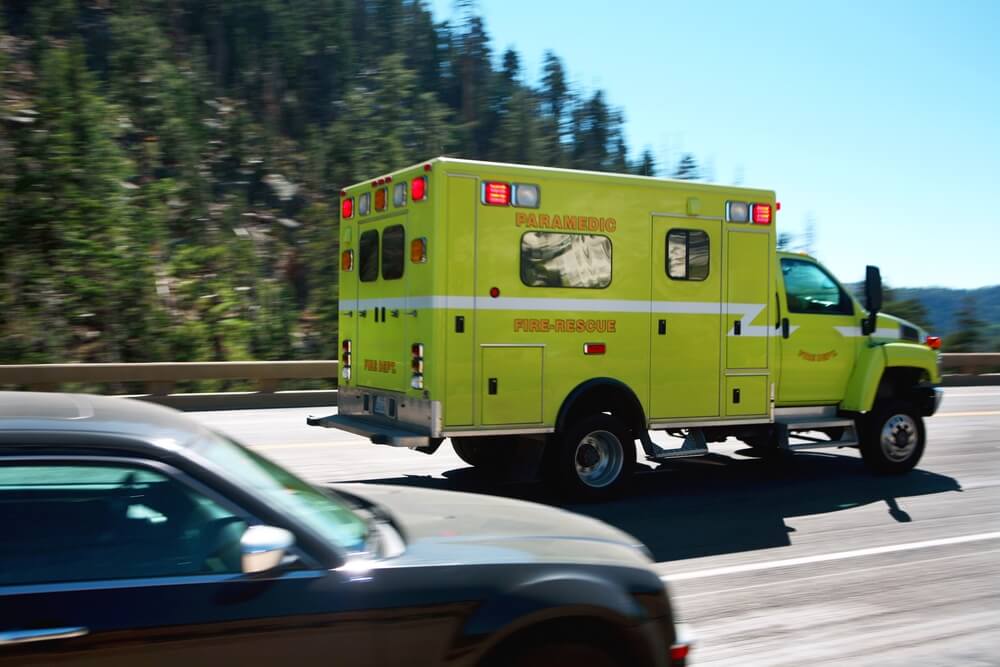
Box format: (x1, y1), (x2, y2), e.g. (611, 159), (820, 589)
(240, 525), (295, 574)
(862, 265), (882, 335)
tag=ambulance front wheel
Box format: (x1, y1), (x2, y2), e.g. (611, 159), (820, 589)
(548, 414), (635, 499)
(858, 400), (925, 474)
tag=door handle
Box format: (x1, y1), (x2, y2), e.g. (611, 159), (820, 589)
(781, 317), (790, 339)
(488, 378), (498, 395)
(0, 627), (89, 646)
(733, 320), (742, 336)
(455, 315), (465, 333)
(390, 309), (399, 318)
(658, 319), (666, 335)
(359, 309), (368, 318)
(381, 307), (386, 321)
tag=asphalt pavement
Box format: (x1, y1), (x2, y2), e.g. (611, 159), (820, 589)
(190, 387), (1000, 666)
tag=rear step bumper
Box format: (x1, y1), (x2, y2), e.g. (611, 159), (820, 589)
(306, 413), (432, 448)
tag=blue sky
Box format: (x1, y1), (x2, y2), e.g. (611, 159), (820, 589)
(429, 0), (1000, 289)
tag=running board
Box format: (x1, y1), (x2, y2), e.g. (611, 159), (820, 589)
(642, 429), (710, 461)
(776, 418), (859, 452)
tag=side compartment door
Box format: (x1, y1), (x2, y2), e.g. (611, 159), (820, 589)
(649, 217), (722, 419)
(443, 176), (477, 426)
(724, 229), (772, 416)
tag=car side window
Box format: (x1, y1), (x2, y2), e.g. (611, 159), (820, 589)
(0, 462), (247, 586)
(781, 258), (854, 315)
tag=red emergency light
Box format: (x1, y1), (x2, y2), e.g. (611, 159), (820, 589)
(412, 176), (427, 201)
(483, 181), (511, 206)
(341, 197), (354, 219)
(583, 343), (606, 355)
(751, 203), (772, 225)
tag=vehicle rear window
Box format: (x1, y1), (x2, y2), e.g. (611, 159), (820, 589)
(359, 229), (379, 282)
(520, 232), (612, 289)
(381, 225), (405, 280)
(666, 229), (710, 281)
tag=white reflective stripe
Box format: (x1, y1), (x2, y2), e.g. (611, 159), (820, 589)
(347, 296), (766, 316)
(343, 296), (776, 335)
(727, 303), (769, 337)
(834, 326), (901, 339)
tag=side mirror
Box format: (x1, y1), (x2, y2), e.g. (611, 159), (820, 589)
(240, 525), (295, 574)
(862, 265), (883, 335)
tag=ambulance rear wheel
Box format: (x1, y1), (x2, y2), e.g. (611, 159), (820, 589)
(549, 414), (635, 500)
(451, 437), (512, 470)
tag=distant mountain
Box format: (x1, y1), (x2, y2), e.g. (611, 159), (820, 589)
(891, 286), (1000, 336)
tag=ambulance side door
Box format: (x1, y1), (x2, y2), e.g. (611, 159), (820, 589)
(649, 216), (722, 419)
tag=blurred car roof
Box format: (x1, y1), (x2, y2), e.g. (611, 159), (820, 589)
(0, 391), (210, 449)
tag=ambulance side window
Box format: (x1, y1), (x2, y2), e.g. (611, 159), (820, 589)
(666, 229), (709, 281)
(382, 225), (405, 280)
(359, 230), (379, 282)
(520, 232), (612, 289)
(781, 258), (853, 315)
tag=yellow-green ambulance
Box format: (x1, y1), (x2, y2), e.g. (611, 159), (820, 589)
(308, 158), (942, 498)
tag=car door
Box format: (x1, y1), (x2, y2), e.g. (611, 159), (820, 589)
(0, 457), (377, 667)
(777, 257), (860, 404)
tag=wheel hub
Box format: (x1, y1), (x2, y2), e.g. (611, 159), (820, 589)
(880, 414), (918, 462)
(573, 430), (624, 489)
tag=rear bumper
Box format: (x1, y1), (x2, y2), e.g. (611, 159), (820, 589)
(306, 387), (440, 447)
(306, 413), (433, 447)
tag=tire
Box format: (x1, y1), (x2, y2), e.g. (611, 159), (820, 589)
(858, 400), (925, 474)
(497, 640), (621, 667)
(547, 413), (635, 500)
(451, 437), (511, 469)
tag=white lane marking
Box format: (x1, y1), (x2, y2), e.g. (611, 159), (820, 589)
(661, 531), (1000, 582)
(934, 411), (1000, 418)
(674, 547), (1000, 600)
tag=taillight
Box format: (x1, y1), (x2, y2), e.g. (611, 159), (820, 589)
(341, 340), (352, 381)
(341, 197), (354, 219)
(411, 343), (424, 390)
(410, 237), (427, 263)
(412, 176), (427, 201)
(341, 249), (354, 272)
(751, 203), (772, 225)
(483, 181), (511, 206)
(926, 335), (942, 350)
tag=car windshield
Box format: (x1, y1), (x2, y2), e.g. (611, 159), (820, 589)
(190, 434), (369, 554)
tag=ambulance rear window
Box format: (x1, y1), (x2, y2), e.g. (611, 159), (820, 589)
(359, 230), (379, 282)
(520, 232), (612, 289)
(381, 225), (405, 280)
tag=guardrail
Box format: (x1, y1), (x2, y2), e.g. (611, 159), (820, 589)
(938, 353), (1000, 387)
(0, 361), (340, 410)
(0, 354), (997, 410)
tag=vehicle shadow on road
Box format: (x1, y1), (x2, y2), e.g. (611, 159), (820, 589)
(334, 450), (962, 563)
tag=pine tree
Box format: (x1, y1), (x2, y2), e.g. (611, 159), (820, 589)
(673, 153), (700, 180)
(945, 296), (985, 352)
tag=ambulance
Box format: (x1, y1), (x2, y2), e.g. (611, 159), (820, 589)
(308, 158), (942, 498)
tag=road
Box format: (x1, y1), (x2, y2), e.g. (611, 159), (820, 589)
(190, 387), (1000, 666)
